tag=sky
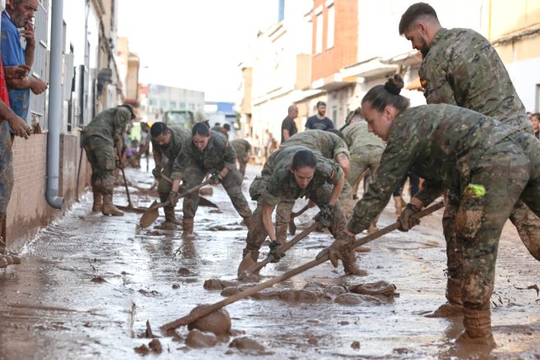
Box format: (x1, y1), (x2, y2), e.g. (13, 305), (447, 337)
(117, 0), (279, 102)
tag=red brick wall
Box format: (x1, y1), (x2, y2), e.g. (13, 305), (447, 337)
(6, 132), (91, 250)
(311, 0), (358, 82)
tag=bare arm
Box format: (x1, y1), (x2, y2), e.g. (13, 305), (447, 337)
(328, 176), (344, 207)
(335, 153), (350, 178)
(282, 129), (290, 141)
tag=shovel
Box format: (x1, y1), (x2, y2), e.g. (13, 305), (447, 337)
(159, 174), (218, 209)
(139, 179), (213, 228)
(116, 167), (148, 213)
(288, 203), (312, 236)
(238, 222), (318, 279)
(160, 201), (444, 333)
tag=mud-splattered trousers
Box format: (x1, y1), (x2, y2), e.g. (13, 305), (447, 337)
(82, 136), (117, 195)
(182, 163), (251, 220)
(420, 27), (540, 267)
(0, 121), (13, 214)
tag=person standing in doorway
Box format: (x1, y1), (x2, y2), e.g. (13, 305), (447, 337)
(305, 101), (334, 131)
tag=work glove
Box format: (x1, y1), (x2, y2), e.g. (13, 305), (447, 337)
(316, 239), (350, 268)
(398, 203), (422, 231)
(152, 166), (162, 179)
(315, 204), (334, 230)
(168, 191), (180, 207)
(210, 172), (223, 185)
(268, 240), (284, 263)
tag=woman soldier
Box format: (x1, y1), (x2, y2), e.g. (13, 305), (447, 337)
(169, 123), (252, 235)
(240, 146), (364, 276)
(323, 75), (540, 346)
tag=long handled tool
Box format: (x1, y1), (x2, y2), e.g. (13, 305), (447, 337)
(288, 204), (312, 236)
(159, 174), (218, 209)
(139, 179), (213, 228)
(161, 201), (444, 333)
(238, 222), (318, 279)
(116, 167), (148, 213)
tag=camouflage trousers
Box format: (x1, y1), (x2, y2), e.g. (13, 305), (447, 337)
(245, 182), (348, 251)
(443, 135), (540, 310)
(157, 160), (174, 202)
(346, 146), (384, 196)
(0, 121), (14, 214)
(182, 165), (252, 220)
(82, 136), (117, 195)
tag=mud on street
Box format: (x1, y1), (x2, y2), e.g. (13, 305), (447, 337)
(1, 160), (539, 359)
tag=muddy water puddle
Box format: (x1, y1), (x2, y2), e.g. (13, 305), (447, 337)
(1, 163), (539, 359)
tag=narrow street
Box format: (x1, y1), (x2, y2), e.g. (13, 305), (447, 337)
(1, 160), (539, 359)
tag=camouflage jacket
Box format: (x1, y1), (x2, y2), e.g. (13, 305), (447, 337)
(231, 139), (252, 159)
(419, 28), (531, 132)
(348, 104), (516, 234)
(258, 146), (343, 206)
(83, 107), (131, 145)
(171, 130), (237, 179)
(280, 130), (350, 160)
(342, 121), (385, 154)
(151, 126), (191, 165)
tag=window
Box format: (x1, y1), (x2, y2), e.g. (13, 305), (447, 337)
(170, 101), (177, 109)
(327, 6), (335, 49)
(160, 100), (168, 108)
(316, 14), (323, 54)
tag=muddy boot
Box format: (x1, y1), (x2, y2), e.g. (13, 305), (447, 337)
(427, 278), (463, 318)
(102, 195), (124, 216)
(92, 192), (102, 212)
(159, 206), (182, 230)
(394, 196), (405, 216)
(183, 218), (194, 235)
(6, 251), (21, 265)
(242, 216), (252, 228)
(457, 308), (496, 347)
(342, 251), (368, 276)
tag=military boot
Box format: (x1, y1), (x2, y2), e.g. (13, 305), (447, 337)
(342, 250), (368, 276)
(183, 218), (194, 235)
(102, 195), (124, 216)
(457, 308), (496, 347)
(426, 278), (463, 318)
(160, 206), (182, 230)
(92, 192), (103, 212)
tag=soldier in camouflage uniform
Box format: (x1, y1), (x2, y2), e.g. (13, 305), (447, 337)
(242, 146), (364, 276)
(336, 76), (540, 345)
(399, 2), (540, 320)
(150, 122), (191, 229)
(82, 105), (135, 216)
(342, 109), (386, 232)
(279, 130), (353, 242)
(231, 138), (251, 177)
(169, 123), (252, 235)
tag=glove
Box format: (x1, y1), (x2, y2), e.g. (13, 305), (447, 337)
(316, 239), (350, 268)
(398, 203), (422, 231)
(116, 159), (125, 169)
(152, 166), (162, 179)
(210, 172), (223, 185)
(268, 240), (284, 263)
(315, 204), (334, 229)
(168, 191), (180, 206)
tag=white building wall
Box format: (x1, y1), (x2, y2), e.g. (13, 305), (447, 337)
(506, 57), (540, 112)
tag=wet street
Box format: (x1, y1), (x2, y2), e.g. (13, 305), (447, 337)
(1, 160), (539, 359)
